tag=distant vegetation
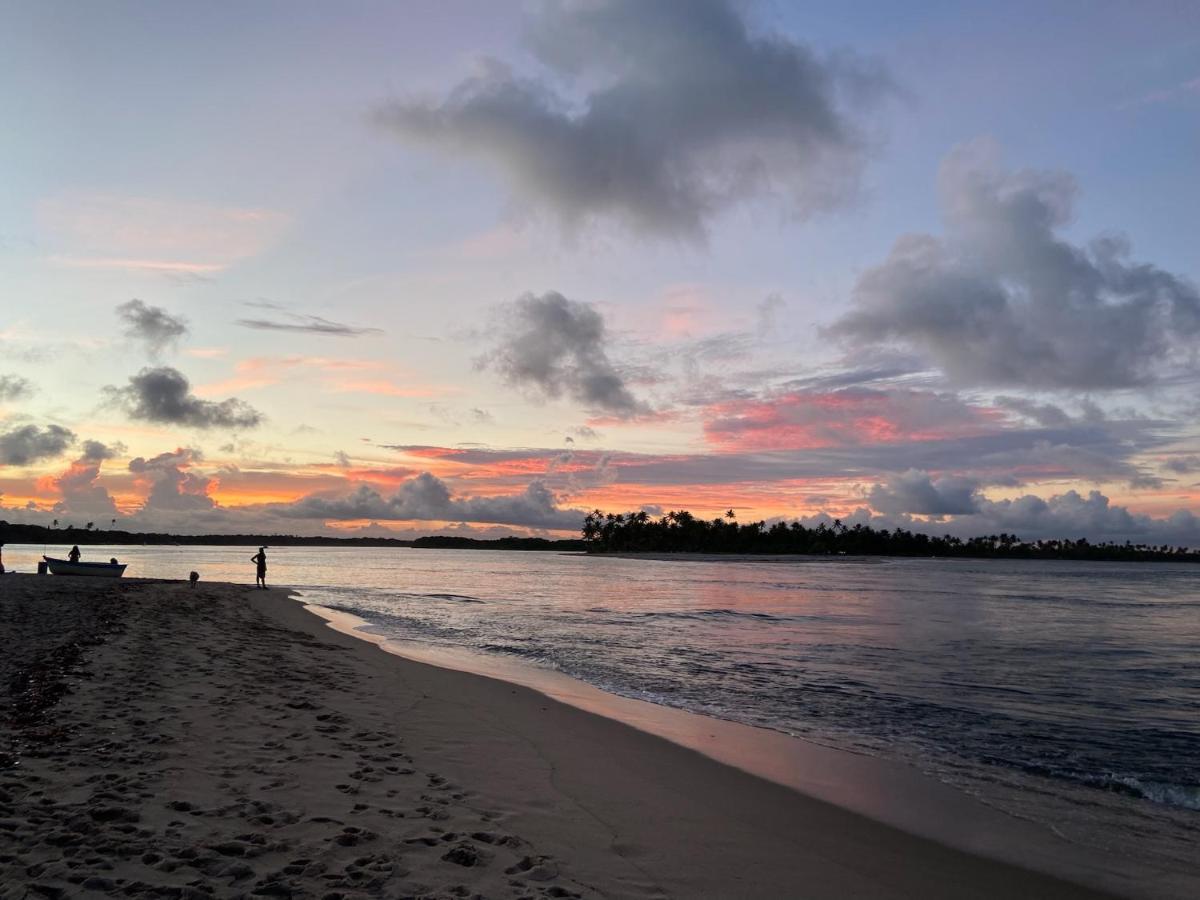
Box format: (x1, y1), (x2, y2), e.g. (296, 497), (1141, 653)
(0, 521), (413, 548)
(0, 522), (584, 552)
(412, 536), (586, 551)
(582, 510), (1200, 562)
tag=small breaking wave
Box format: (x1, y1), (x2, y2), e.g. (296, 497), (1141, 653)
(419, 592), (484, 603)
(1096, 775), (1200, 811)
(634, 608), (783, 622)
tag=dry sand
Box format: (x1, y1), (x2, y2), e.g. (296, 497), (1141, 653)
(1, 576), (1125, 899)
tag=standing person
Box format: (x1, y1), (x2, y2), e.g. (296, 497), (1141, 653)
(0, 542), (6, 574)
(68, 545), (81, 563)
(250, 546), (268, 589)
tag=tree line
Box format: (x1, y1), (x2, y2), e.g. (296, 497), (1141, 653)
(0, 521), (414, 548)
(581, 510), (1200, 562)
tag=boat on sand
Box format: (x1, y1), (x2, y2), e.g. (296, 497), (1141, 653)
(43, 556), (127, 577)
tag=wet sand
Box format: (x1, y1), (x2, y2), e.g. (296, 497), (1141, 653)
(1, 575), (1129, 899)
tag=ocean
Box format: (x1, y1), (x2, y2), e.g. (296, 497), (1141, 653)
(6, 543), (1198, 883)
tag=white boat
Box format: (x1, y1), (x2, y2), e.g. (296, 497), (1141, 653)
(43, 556), (127, 577)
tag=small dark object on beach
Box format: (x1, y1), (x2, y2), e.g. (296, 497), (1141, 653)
(189, 571), (200, 588)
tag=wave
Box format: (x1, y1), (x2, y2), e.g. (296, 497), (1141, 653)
(1092, 774), (1200, 811)
(633, 608), (784, 622)
(418, 592), (484, 603)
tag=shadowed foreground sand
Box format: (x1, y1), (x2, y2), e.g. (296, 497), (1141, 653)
(1, 576), (1122, 899)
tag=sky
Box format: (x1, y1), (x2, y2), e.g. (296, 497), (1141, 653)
(2, 0), (1199, 544)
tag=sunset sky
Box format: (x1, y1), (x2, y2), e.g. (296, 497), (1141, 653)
(2, 0), (1199, 542)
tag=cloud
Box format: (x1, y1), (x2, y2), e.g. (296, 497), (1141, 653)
(52, 440), (123, 516)
(0, 424), (75, 466)
(383, 412), (1170, 493)
(0, 374), (34, 403)
(1164, 455), (1200, 475)
(116, 299), (189, 357)
(236, 311), (383, 337)
(376, 0), (888, 239)
(128, 448), (215, 511)
(107, 367), (263, 429)
(849, 488), (1200, 547)
(703, 387), (998, 450)
(481, 291), (647, 417)
(276, 471), (584, 530)
(866, 470), (982, 516)
(37, 193), (289, 274)
(830, 140), (1200, 389)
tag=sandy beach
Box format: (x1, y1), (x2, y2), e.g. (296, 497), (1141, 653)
(0, 575), (1128, 899)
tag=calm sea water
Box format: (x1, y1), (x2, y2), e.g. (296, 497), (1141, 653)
(6, 544), (1199, 880)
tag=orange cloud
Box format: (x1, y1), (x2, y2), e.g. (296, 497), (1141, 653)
(194, 356), (391, 396)
(329, 379), (453, 399)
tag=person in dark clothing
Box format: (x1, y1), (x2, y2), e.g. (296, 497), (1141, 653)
(68, 545), (81, 563)
(250, 547), (268, 589)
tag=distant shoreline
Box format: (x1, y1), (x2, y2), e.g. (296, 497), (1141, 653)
(0, 523), (583, 551)
(3, 519), (1196, 562)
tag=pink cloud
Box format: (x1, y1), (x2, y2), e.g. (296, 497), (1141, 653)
(38, 193), (290, 272)
(703, 388), (1002, 451)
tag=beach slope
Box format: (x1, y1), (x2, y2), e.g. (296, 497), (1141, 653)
(1, 576), (1119, 899)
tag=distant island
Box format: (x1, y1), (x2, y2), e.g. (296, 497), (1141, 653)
(0, 521), (414, 548)
(0, 521), (584, 551)
(581, 510), (1200, 563)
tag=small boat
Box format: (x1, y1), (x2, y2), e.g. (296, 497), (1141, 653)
(43, 556), (127, 577)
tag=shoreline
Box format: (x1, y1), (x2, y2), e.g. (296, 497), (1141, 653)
(0, 575), (1173, 898)
(299, 598), (1182, 900)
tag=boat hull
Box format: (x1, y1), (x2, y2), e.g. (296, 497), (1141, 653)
(43, 557), (127, 578)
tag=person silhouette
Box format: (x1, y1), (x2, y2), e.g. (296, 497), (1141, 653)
(68, 545), (81, 563)
(0, 542), (6, 575)
(250, 547), (268, 589)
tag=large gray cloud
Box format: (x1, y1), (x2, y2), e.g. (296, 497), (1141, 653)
(0, 375), (34, 403)
(831, 140), (1200, 389)
(376, 0), (888, 239)
(107, 367), (263, 429)
(867, 470), (982, 517)
(0, 424), (75, 466)
(277, 471), (584, 531)
(128, 448), (216, 511)
(481, 291), (646, 417)
(116, 300), (188, 357)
